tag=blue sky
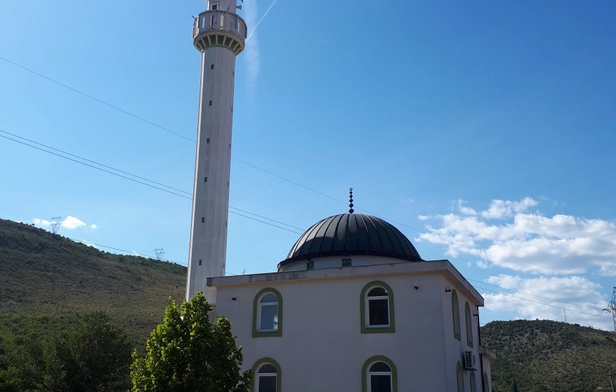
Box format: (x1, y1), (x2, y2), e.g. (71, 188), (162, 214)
(1, 0), (615, 329)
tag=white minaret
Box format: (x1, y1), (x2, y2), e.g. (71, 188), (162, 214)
(186, 0), (246, 304)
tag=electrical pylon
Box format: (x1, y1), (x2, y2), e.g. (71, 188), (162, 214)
(154, 248), (165, 261)
(605, 287), (616, 332)
(50, 216), (62, 234)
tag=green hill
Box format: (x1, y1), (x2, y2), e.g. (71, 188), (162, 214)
(0, 218), (186, 348)
(482, 319), (616, 392)
(2, 218), (616, 391)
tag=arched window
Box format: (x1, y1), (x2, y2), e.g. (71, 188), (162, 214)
(252, 358), (281, 392)
(456, 361), (465, 392)
(470, 371), (477, 392)
(360, 281), (395, 333)
(362, 356), (397, 392)
(252, 288), (282, 337)
(452, 290), (461, 340)
(465, 302), (473, 347)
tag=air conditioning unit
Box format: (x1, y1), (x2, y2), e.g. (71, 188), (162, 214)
(463, 351), (476, 370)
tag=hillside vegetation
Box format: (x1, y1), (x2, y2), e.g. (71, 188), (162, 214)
(2, 218), (616, 391)
(482, 319), (616, 392)
(0, 218), (186, 347)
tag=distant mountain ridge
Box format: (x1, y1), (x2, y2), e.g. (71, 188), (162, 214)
(1, 218), (615, 392)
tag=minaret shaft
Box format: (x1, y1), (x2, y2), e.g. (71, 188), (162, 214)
(186, 4), (246, 304)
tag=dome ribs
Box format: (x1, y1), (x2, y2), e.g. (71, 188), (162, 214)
(319, 214), (341, 254)
(380, 220), (403, 255)
(307, 216), (331, 256)
(280, 213), (422, 268)
(363, 214), (385, 252)
(345, 213), (360, 253)
(356, 213), (373, 252)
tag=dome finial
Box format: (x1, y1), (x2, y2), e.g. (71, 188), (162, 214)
(349, 188), (354, 214)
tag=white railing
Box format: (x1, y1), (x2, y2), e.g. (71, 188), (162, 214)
(193, 11), (247, 41)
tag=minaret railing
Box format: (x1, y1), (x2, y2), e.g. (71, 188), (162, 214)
(193, 11), (247, 55)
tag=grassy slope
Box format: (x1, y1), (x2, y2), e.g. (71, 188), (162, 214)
(0, 218), (186, 348)
(3, 218), (616, 391)
(482, 320), (616, 392)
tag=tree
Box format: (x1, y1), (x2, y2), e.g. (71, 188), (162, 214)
(7, 311), (132, 391)
(130, 292), (251, 392)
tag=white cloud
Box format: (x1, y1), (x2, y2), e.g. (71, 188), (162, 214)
(481, 275), (612, 330)
(417, 198), (616, 275)
(33, 216), (97, 232)
(61, 216), (86, 229)
(480, 197), (538, 219)
(33, 218), (51, 227)
(80, 240), (98, 249)
(457, 199), (477, 216)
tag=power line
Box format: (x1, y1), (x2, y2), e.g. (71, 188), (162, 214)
(0, 131), (192, 199)
(0, 56), (194, 142)
(0, 130), (191, 196)
(467, 278), (600, 310)
(473, 283), (612, 320)
(0, 129), (304, 235)
(0, 56), (424, 234)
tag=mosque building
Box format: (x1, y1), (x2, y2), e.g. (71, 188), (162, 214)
(186, 1), (495, 391)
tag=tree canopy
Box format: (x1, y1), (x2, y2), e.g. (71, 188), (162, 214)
(6, 311), (132, 392)
(130, 292), (251, 392)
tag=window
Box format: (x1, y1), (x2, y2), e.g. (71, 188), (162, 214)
(465, 302), (473, 347)
(210, 2), (218, 10)
(252, 288), (282, 337)
(342, 258), (352, 267)
(306, 260), (314, 270)
(452, 290), (461, 340)
(362, 356), (397, 392)
(252, 358), (281, 392)
(360, 281), (395, 333)
(456, 361), (465, 392)
(482, 373), (489, 392)
(470, 371), (476, 392)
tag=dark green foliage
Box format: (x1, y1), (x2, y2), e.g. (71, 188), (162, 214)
(6, 311), (132, 391)
(131, 292), (251, 392)
(482, 320), (616, 392)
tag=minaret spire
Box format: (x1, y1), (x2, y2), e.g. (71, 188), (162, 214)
(186, 0), (247, 304)
(349, 188), (354, 214)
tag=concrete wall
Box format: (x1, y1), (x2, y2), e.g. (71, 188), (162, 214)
(186, 45), (237, 303)
(215, 268), (486, 390)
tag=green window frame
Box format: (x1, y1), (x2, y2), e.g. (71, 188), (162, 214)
(456, 361), (465, 392)
(252, 287), (283, 338)
(252, 357), (281, 392)
(361, 355), (398, 392)
(452, 290), (461, 340)
(465, 301), (473, 347)
(360, 281), (395, 334)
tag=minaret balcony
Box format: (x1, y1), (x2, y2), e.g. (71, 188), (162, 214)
(193, 11), (247, 55)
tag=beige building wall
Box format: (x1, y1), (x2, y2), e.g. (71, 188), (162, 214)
(211, 260), (493, 391)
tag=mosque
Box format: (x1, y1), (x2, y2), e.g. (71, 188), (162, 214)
(185, 1), (495, 391)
